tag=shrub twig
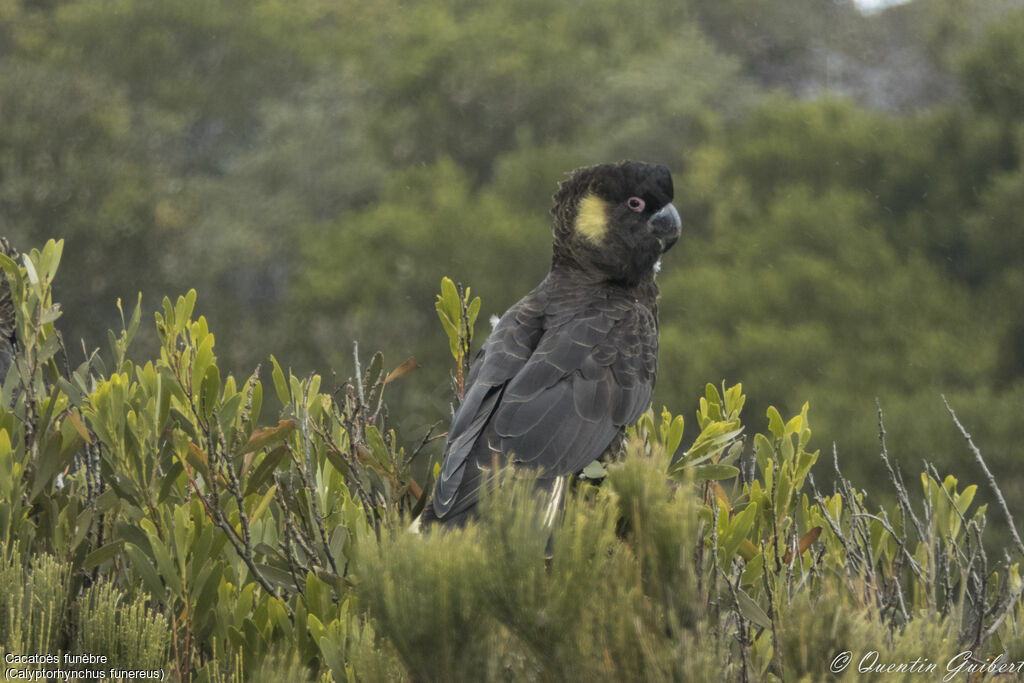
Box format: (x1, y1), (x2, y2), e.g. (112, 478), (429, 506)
(943, 395), (1024, 559)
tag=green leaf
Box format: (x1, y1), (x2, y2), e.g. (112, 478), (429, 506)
(254, 563), (299, 594)
(142, 518), (184, 597)
(328, 526), (347, 569)
(243, 619), (268, 652)
(29, 433), (74, 502)
(365, 351), (384, 389)
(270, 355), (290, 405)
(116, 521), (153, 556)
(125, 543), (165, 602)
(83, 540), (125, 571)
(324, 445), (350, 478)
(794, 448), (819, 487)
(304, 572), (331, 621)
(95, 488), (119, 513)
(754, 433), (773, 473)
(232, 582), (256, 628)
(37, 333), (60, 365)
(249, 380), (263, 425)
(250, 485), (277, 521)
(40, 305), (62, 325)
(736, 588), (772, 630)
(169, 407), (199, 443)
(955, 485), (977, 516)
(70, 507), (94, 551)
(174, 289), (197, 333)
(190, 522), (215, 572)
(244, 445), (289, 497)
(767, 406), (784, 441)
(306, 613), (325, 644)
(218, 392), (244, 430)
(724, 382), (745, 418)
(192, 333), (216, 396)
(57, 378), (87, 409)
(466, 295), (481, 341)
(41, 238), (64, 281)
(23, 252), (40, 288)
(741, 550), (764, 585)
(737, 538), (760, 562)
(780, 433), (794, 462)
(722, 503), (758, 562)
(694, 464), (740, 481)
(159, 296), (174, 334)
(186, 443), (212, 483)
(237, 420), (296, 458)
(784, 414), (802, 438)
(658, 408), (684, 457)
(173, 505), (189, 574)
(580, 460), (607, 480)
(0, 253), (24, 302)
(684, 422), (743, 467)
(705, 382), (721, 407)
(200, 364), (221, 419)
(193, 564), (224, 616)
(125, 294), (142, 348)
(365, 425), (390, 467)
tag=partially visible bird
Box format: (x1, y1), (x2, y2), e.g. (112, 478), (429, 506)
(0, 238), (19, 383)
(420, 161), (681, 527)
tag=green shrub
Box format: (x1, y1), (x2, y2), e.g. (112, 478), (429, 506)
(1, 243), (1023, 681)
(75, 581), (170, 671)
(0, 542), (69, 659)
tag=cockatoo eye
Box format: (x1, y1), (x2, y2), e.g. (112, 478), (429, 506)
(626, 196), (645, 212)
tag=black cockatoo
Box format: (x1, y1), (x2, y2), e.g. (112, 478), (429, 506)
(0, 238), (19, 383)
(420, 161), (681, 527)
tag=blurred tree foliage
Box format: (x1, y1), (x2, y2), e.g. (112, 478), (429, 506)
(1, 0), (1023, 489)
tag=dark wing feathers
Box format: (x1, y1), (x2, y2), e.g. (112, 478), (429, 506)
(572, 374), (610, 422)
(431, 292), (544, 517)
(435, 383), (501, 508)
(494, 296), (656, 474)
(430, 274), (658, 521)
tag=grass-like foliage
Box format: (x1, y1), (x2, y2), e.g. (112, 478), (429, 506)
(1, 240), (1023, 681)
(0, 541), (70, 659)
(74, 580), (171, 671)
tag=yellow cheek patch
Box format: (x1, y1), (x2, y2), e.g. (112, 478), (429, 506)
(575, 194), (609, 244)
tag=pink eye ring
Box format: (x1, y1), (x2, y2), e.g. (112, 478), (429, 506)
(627, 196), (645, 212)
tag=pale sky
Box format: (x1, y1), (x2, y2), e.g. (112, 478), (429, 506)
(854, 0), (910, 12)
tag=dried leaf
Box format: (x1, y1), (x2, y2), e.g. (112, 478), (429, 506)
(384, 357), (420, 385)
(783, 526), (822, 564)
(68, 411), (92, 444)
(237, 419), (296, 456)
(711, 481), (731, 510)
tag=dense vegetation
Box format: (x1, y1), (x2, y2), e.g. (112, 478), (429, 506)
(2, 242), (1024, 681)
(3, 0), (1024, 678)
(1, 0), (1022, 491)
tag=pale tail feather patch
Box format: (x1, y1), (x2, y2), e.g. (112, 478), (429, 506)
(543, 475), (567, 528)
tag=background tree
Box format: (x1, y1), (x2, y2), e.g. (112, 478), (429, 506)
(1, 0), (1022, 494)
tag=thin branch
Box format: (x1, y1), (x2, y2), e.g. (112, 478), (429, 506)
(984, 580), (1024, 640)
(761, 543), (785, 680)
(943, 395), (1024, 559)
(876, 401), (927, 546)
(352, 341), (365, 407)
(852, 512), (922, 579)
(299, 380), (338, 575)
